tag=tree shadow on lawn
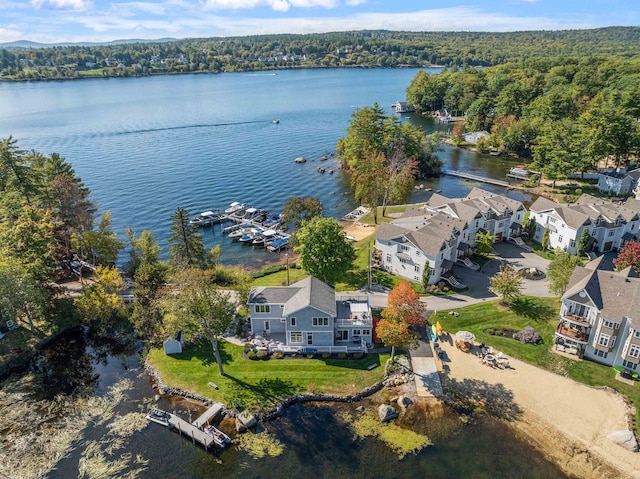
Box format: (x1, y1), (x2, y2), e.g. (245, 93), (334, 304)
(510, 297), (556, 322)
(171, 338), (233, 368)
(321, 352), (383, 370)
(441, 376), (522, 421)
(225, 374), (302, 410)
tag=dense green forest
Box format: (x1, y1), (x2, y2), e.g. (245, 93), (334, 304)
(406, 56), (640, 182)
(2, 27), (640, 81)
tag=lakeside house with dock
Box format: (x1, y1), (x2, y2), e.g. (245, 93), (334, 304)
(375, 188), (526, 286)
(248, 277), (372, 352)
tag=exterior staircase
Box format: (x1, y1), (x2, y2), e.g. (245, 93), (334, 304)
(512, 236), (533, 252)
(458, 257), (480, 271)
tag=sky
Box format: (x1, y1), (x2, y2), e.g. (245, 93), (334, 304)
(0, 0), (638, 44)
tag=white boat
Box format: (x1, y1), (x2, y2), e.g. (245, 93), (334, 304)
(267, 236), (290, 251)
(224, 201), (244, 214)
(242, 207), (259, 220)
(252, 229), (277, 247)
(229, 223), (253, 239)
(189, 211), (220, 226)
(204, 425), (231, 446)
(145, 408), (171, 426)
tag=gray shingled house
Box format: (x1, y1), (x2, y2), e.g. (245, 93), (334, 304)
(247, 277), (371, 352)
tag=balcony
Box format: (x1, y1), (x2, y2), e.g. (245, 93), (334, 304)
(335, 317), (372, 328)
(561, 312), (591, 326)
(556, 324), (589, 343)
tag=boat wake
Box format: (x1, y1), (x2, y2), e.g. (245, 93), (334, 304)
(89, 120), (269, 137)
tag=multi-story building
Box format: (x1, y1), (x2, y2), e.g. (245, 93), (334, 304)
(529, 194), (640, 254)
(556, 257), (640, 371)
(247, 277), (371, 352)
(374, 188), (526, 285)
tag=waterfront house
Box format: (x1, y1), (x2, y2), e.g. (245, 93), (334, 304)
(247, 277), (371, 352)
(529, 194), (640, 254)
(555, 257), (640, 371)
(392, 101), (415, 113)
(374, 188), (525, 286)
(462, 131), (489, 145)
(597, 168), (640, 196)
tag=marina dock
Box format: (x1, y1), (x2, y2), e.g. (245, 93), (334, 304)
(443, 170), (510, 187)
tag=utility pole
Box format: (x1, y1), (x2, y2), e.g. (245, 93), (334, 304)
(285, 253), (290, 286)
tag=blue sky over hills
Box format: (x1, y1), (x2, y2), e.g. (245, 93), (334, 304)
(1, 0), (638, 43)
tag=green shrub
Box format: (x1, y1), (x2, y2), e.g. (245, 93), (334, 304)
(306, 353), (315, 359)
(251, 264), (286, 279)
(322, 352), (332, 359)
(247, 351), (257, 360)
(338, 352), (347, 359)
(272, 351), (284, 359)
(353, 352), (364, 359)
(256, 350), (268, 359)
(575, 188), (582, 195)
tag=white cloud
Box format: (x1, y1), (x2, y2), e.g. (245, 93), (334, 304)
(0, 26), (23, 43)
(30, 0), (91, 11)
(203, 0), (338, 11)
(344, 0), (367, 6)
(111, 2), (170, 16)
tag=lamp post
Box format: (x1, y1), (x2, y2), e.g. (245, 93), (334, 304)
(285, 252), (290, 286)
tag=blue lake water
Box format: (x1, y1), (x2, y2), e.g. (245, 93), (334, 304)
(0, 68), (529, 267)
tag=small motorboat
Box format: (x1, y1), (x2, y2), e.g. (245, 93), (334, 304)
(204, 425), (231, 446)
(294, 157), (306, 163)
(253, 229), (277, 247)
(189, 211), (220, 226)
(272, 119), (280, 124)
(240, 227), (263, 244)
(229, 224), (253, 239)
(262, 213), (281, 227)
(267, 236), (289, 251)
(146, 408), (171, 426)
(224, 201), (244, 215)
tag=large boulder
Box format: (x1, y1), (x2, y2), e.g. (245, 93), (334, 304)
(607, 430), (639, 452)
(236, 410), (258, 432)
(378, 404), (399, 422)
(397, 396), (413, 412)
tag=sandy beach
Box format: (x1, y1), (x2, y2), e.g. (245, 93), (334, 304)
(436, 339), (639, 479)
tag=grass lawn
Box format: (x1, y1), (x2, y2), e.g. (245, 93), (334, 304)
(358, 204), (424, 225)
(251, 267), (308, 287)
(432, 296), (640, 434)
(148, 339), (390, 411)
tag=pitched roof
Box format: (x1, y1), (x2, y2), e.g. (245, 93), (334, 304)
(248, 276), (337, 317)
(530, 196), (559, 213)
(376, 221), (447, 258)
(564, 263), (640, 324)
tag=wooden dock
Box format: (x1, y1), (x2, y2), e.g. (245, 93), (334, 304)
(146, 409), (217, 450)
(192, 403), (224, 429)
(443, 170), (510, 187)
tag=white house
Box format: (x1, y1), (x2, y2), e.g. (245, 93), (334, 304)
(556, 257), (640, 371)
(597, 168), (640, 196)
(248, 277), (371, 352)
(529, 194), (640, 254)
(163, 331), (183, 355)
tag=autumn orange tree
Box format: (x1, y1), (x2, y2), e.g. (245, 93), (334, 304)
(376, 281), (425, 359)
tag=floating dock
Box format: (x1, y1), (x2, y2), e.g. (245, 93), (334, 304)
(443, 170), (510, 187)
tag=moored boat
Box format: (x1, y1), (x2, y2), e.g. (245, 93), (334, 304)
(229, 223), (253, 239)
(224, 201), (244, 214)
(146, 408), (171, 426)
(189, 210), (220, 226)
(267, 236), (289, 251)
(253, 229), (277, 247)
(204, 425), (231, 446)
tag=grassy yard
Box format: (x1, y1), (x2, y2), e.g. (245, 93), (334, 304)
(251, 267), (309, 287)
(148, 339), (390, 410)
(432, 296), (640, 434)
(358, 203), (424, 225)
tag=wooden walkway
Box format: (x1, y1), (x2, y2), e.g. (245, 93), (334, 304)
(192, 403), (224, 429)
(146, 410), (217, 450)
(443, 170), (510, 187)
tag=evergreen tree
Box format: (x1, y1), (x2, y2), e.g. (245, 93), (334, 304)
(168, 207), (208, 269)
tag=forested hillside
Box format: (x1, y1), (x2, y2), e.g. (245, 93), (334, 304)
(2, 27), (640, 81)
(406, 56), (640, 182)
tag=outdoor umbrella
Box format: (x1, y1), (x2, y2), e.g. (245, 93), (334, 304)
(455, 331), (476, 343)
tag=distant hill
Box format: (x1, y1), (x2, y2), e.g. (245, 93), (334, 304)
(0, 38), (179, 49)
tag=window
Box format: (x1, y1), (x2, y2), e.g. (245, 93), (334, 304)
(498, 221), (504, 228)
(414, 276), (420, 281)
(475, 220), (479, 228)
(353, 329), (361, 335)
(596, 349), (609, 358)
(386, 254), (392, 263)
(255, 304), (270, 313)
(307, 333), (313, 345)
(400, 244), (409, 252)
(362, 329), (371, 336)
(399, 257), (410, 264)
(414, 265), (420, 272)
(629, 344), (640, 359)
(608, 230), (615, 237)
(290, 317), (296, 327)
(622, 360), (638, 370)
(263, 320), (270, 332)
(570, 239), (576, 248)
(635, 331), (640, 339)
(312, 317), (329, 327)
(598, 334), (610, 347)
(549, 217), (556, 224)
(631, 222), (636, 231)
(558, 235), (563, 242)
(290, 332), (302, 343)
(336, 330), (348, 341)
(603, 320), (616, 329)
